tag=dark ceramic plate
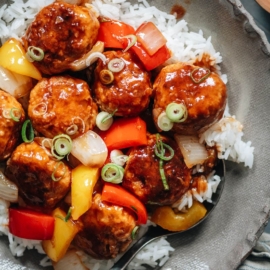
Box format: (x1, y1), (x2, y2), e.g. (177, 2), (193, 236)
(0, 0), (270, 269)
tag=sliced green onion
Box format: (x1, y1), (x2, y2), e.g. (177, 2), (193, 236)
(190, 67), (211, 84)
(96, 110), (116, 131)
(110, 150), (129, 166)
(2, 108), (21, 122)
(66, 124), (78, 136)
(122, 35), (137, 52)
(2, 109), (11, 119)
(108, 58), (125, 73)
(157, 112), (173, 131)
(26, 46), (44, 62)
(99, 69), (114, 85)
(51, 161), (66, 182)
(21, 120), (34, 143)
(130, 205), (138, 212)
(32, 102), (47, 116)
(154, 135), (174, 161)
(165, 102), (188, 123)
(55, 207), (73, 222)
(159, 159), (169, 190)
(101, 163), (124, 184)
(51, 134), (72, 160)
(71, 116), (86, 133)
(131, 226), (139, 240)
(41, 138), (53, 157)
(10, 107), (22, 122)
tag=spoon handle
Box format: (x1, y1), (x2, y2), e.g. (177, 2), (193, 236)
(110, 233), (159, 270)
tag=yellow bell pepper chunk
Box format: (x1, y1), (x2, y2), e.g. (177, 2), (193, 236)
(42, 208), (81, 262)
(71, 165), (100, 220)
(151, 200), (207, 231)
(0, 38), (42, 80)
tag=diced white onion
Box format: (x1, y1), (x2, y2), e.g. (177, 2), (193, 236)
(69, 41), (105, 71)
(52, 249), (88, 270)
(70, 130), (108, 168)
(0, 66), (33, 98)
(110, 149), (128, 166)
(0, 171), (18, 202)
(174, 134), (208, 169)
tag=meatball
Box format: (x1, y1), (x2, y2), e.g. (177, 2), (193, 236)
(0, 90), (25, 161)
(28, 76), (98, 139)
(93, 50), (153, 117)
(5, 138), (71, 209)
(153, 63), (227, 135)
(73, 193), (136, 259)
(122, 133), (192, 205)
(23, 1), (99, 74)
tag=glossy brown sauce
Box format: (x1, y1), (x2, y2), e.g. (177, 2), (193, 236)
(170, 4), (186, 19)
(193, 53), (217, 72)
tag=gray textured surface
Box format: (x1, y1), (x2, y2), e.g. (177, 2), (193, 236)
(0, 0), (270, 269)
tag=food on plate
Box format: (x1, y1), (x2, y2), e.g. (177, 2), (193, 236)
(73, 193), (136, 259)
(153, 63), (227, 134)
(28, 76), (98, 139)
(123, 133), (192, 205)
(5, 138), (71, 209)
(0, 89), (25, 161)
(93, 50), (153, 117)
(22, 1), (100, 74)
(0, 0), (255, 269)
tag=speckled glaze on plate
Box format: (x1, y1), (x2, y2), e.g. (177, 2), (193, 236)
(0, 0), (270, 269)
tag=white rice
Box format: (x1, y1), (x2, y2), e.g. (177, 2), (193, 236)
(0, 0), (254, 268)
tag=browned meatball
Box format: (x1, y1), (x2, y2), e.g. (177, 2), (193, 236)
(73, 193), (136, 259)
(23, 1), (99, 74)
(0, 90), (25, 161)
(93, 50), (153, 117)
(28, 76), (98, 139)
(122, 133), (192, 205)
(153, 63), (227, 135)
(5, 138), (71, 209)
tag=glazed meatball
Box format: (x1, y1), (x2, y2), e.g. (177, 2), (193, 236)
(93, 50), (153, 117)
(5, 138), (71, 209)
(0, 90), (25, 161)
(28, 76), (98, 139)
(23, 1), (99, 74)
(73, 193), (136, 259)
(153, 63), (227, 135)
(122, 133), (192, 205)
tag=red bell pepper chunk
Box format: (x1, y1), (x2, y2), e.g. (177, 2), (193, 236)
(136, 22), (167, 56)
(101, 183), (148, 224)
(97, 18), (135, 49)
(9, 208), (55, 240)
(130, 42), (171, 71)
(99, 117), (147, 151)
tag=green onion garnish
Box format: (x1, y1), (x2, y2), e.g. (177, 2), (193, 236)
(157, 112), (173, 131)
(131, 226), (139, 240)
(51, 134), (72, 160)
(154, 135), (174, 161)
(96, 109), (117, 131)
(51, 161), (66, 182)
(101, 163), (124, 184)
(99, 69), (114, 85)
(165, 102), (188, 123)
(10, 107), (21, 122)
(26, 46), (44, 62)
(159, 159), (169, 190)
(190, 67), (211, 84)
(21, 120), (34, 143)
(55, 207), (73, 222)
(130, 205), (138, 212)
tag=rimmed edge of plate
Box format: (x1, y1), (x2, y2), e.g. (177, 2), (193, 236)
(227, 0), (270, 55)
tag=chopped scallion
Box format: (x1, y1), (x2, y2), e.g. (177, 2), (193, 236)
(165, 102), (188, 123)
(101, 163), (124, 184)
(190, 67), (211, 84)
(21, 120), (34, 143)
